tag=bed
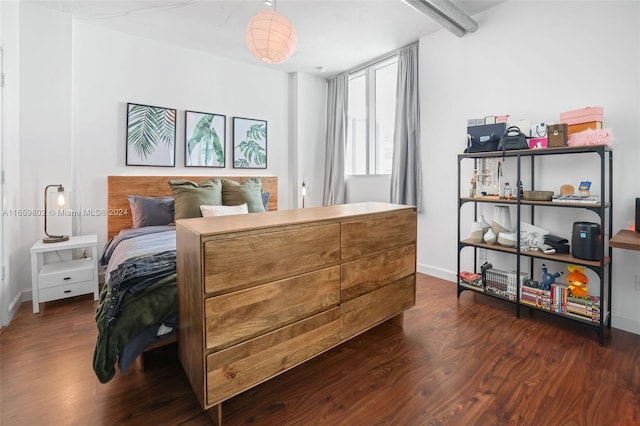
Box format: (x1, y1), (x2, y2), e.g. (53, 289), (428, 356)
(93, 175), (277, 383)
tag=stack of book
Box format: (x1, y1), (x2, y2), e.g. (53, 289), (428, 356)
(520, 283), (601, 322)
(552, 194), (600, 204)
(458, 271), (483, 289)
(566, 295), (601, 322)
(485, 269), (525, 301)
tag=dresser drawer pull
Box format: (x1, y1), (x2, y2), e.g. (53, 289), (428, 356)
(64, 290), (72, 294)
(63, 277), (71, 280)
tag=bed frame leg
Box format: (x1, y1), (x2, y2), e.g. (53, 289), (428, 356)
(389, 312), (404, 328)
(206, 403), (222, 425)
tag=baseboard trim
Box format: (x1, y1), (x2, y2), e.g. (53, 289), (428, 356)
(611, 315), (640, 336)
(7, 290), (23, 322)
(417, 263), (455, 282)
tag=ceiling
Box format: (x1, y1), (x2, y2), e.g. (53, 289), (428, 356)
(34, 0), (503, 76)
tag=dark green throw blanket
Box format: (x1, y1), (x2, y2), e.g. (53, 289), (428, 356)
(93, 265), (177, 383)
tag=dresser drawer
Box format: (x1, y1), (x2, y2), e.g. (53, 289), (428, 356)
(341, 244), (416, 301)
(341, 275), (415, 340)
(38, 258), (94, 289)
(38, 280), (95, 303)
(206, 307), (340, 407)
(203, 223), (340, 294)
(205, 266), (340, 351)
(341, 210), (417, 260)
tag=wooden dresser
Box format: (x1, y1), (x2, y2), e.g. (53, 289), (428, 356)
(176, 202), (417, 423)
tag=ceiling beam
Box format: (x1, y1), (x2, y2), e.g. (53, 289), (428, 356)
(401, 0), (478, 37)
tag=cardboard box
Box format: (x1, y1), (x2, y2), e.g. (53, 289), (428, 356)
(548, 124), (567, 147)
(560, 107), (604, 125)
(568, 121), (602, 135)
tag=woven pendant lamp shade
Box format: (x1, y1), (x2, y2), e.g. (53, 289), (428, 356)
(245, 10), (297, 64)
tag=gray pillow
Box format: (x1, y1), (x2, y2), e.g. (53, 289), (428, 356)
(261, 191), (271, 211)
(169, 178), (222, 220)
(222, 177), (266, 213)
(127, 196), (174, 228)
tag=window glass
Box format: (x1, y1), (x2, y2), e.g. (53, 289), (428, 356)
(374, 61), (398, 174)
(346, 73), (367, 175)
(345, 56), (398, 175)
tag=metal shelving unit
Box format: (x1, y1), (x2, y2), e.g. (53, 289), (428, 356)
(456, 145), (613, 345)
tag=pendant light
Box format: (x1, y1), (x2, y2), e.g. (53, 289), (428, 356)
(245, 0), (297, 64)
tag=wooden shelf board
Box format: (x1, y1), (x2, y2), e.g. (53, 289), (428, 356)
(610, 229), (640, 251)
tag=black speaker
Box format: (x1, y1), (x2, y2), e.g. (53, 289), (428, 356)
(636, 197), (640, 232)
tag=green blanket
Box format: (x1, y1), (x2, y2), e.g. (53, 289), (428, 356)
(93, 273), (177, 383)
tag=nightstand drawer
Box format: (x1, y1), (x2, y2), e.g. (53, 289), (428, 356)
(38, 258), (94, 289)
(38, 280), (95, 303)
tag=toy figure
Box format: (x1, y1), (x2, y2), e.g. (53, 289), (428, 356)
(566, 265), (589, 298)
(540, 263), (563, 291)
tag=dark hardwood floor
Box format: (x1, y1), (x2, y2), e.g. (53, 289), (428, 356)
(1, 274), (639, 425)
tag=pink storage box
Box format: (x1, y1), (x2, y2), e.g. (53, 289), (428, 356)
(560, 107), (604, 125)
(529, 137), (548, 149)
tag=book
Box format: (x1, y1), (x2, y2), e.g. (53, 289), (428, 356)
(552, 195), (600, 204)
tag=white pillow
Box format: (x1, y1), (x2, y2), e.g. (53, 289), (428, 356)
(200, 203), (249, 217)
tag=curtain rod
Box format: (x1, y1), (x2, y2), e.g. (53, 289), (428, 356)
(327, 40), (418, 80)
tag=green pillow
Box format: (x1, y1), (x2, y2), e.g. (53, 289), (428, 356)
(169, 178), (222, 220)
(221, 177), (266, 213)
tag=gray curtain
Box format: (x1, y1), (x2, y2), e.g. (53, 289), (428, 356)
(323, 73), (348, 205)
(390, 43), (422, 210)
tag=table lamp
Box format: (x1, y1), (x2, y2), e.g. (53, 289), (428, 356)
(43, 184), (69, 243)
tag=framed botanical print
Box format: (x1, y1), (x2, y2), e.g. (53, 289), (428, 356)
(232, 117), (267, 169)
(126, 102), (176, 167)
(185, 110), (226, 168)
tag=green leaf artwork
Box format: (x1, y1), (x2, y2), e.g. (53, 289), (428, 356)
(233, 118), (267, 169)
(185, 111), (225, 167)
(126, 103), (176, 166)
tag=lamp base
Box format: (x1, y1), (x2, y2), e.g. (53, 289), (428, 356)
(43, 235), (69, 244)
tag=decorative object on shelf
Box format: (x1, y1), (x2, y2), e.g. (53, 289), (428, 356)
(469, 173), (477, 197)
(479, 215), (491, 236)
(245, 0), (297, 64)
(560, 184), (575, 196)
(43, 184), (70, 243)
(497, 126), (529, 152)
(547, 123), (567, 147)
(520, 222), (549, 251)
(483, 228), (497, 245)
(578, 181), (591, 196)
(492, 205), (512, 235)
(566, 265), (589, 298)
(567, 127), (612, 147)
(497, 231), (517, 248)
(126, 102), (176, 167)
(233, 117), (267, 169)
(470, 221), (483, 242)
(185, 110), (226, 168)
(523, 190), (554, 201)
(540, 264), (563, 291)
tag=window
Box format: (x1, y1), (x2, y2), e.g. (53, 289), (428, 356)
(345, 56), (398, 175)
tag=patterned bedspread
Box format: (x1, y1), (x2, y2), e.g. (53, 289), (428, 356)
(93, 226), (177, 383)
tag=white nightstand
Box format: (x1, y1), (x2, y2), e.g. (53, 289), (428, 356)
(30, 235), (99, 314)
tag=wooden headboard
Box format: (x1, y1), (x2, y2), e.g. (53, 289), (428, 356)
(107, 176), (278, 238)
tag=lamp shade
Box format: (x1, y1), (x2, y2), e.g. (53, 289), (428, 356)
(245, 10), (297, 64)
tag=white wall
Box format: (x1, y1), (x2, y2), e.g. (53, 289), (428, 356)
(73, 22), (292, 256)
(291, 72), (326, 208)
(0, 0), (23, 325)
(418, 1), (640, 333)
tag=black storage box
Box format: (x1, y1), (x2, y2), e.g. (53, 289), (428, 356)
(571, 222), (602, 260)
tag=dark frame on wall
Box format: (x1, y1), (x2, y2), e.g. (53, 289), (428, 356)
(125, 102), (176, 167)
(185, 110), (226, 168)
(232, 116), (267, 169)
